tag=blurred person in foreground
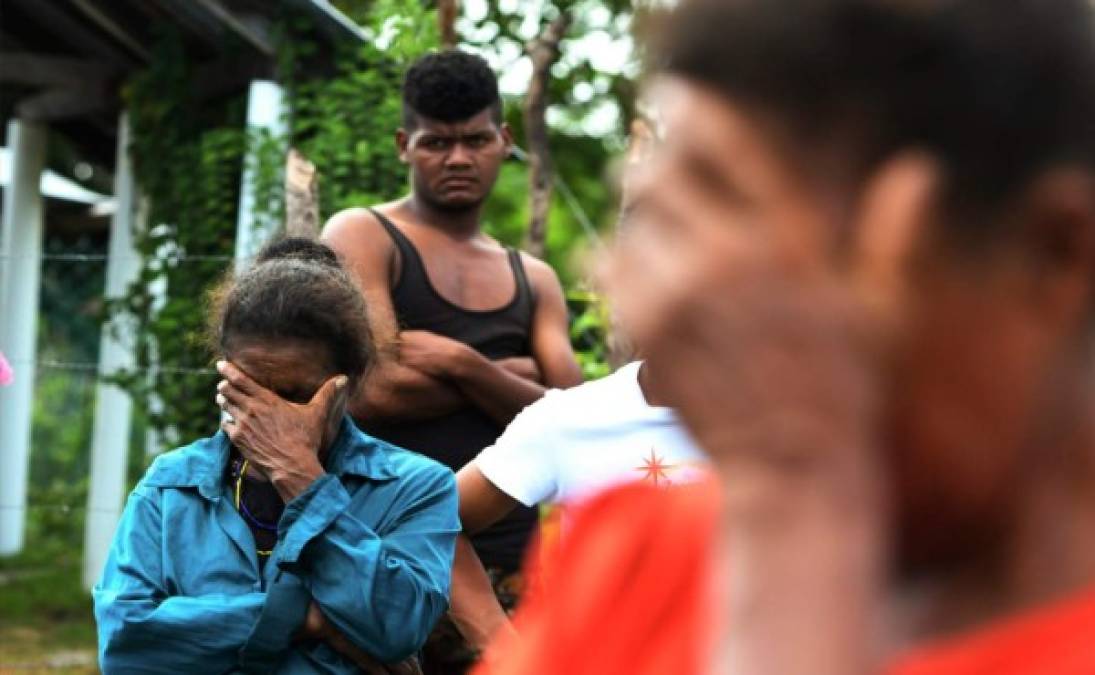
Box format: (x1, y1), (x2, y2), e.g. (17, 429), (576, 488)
(322, 51), (582, 672)
(93, 239), (458, 673)
(477, 0), (1095, 673)
(448, 117), (709, 655)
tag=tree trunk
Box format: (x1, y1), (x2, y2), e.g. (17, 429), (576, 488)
(285, 148), (319, 237)
(523, 13), (569, 259)
(439, 0), (459, 49)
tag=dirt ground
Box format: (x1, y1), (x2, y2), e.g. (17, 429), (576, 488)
(0, 554), (98, 675)
(0, 625), (97, 674)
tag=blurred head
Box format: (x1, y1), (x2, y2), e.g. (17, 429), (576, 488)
(626, 0), (1095, 571)
(398, 50), (512, 212)
(208, 238), (375, 430)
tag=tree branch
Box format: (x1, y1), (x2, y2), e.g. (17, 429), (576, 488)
(523, 12), (570, 260)
(285, 148), (320, 237)
(439, 0), (460, 49)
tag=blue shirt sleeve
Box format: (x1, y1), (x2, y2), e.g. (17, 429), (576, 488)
(273, 466), (460, 663)
(237, 569), (311, 671)
(93, 488), (265, 674)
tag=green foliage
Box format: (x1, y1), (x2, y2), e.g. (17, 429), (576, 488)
(0, 556), (95, 628)
(365, 0), (443, 59)
(247, 126), (289, 235)
(29, 365), (92, 546)
(115, 31), (245, 450)
(464, 0), (637, 138)
(0, 548), (97, 661)
(29, 238), (101, 546)
(567, 290), (614, 380)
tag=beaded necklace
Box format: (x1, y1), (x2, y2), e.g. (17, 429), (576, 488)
(233, 459), (277, 557)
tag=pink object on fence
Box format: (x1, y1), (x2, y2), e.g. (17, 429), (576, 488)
(0, 351), (13, 386)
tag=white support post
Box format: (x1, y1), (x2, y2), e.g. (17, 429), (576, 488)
(83, 113), (143, 588)
(235, 80), (287, 269)
(0, 120), (47, 556)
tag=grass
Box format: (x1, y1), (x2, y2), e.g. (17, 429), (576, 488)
(0, 543), (98, 674)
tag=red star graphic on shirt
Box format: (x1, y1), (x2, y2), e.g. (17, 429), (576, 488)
(636, 448), (677, 487)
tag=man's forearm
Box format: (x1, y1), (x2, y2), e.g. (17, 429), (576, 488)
(351, 362), (466, 423)
(448, 350), (546, 426)
(496, 356), (543, 383)
(448, 535), (515, 651)
(352, 357), (546, 426)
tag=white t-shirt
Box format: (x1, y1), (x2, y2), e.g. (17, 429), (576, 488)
(475, 361), (708, 508)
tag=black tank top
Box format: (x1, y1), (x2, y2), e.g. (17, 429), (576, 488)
(363, 209), (538, 571)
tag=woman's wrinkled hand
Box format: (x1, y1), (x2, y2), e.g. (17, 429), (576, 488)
(215, 360), (349, 501)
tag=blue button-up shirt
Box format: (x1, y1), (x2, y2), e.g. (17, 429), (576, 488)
(93, 417), (459, 673)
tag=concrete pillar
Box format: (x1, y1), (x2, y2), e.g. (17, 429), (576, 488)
(235, 80), (287, 268)
(0, 120), (47, 556)
(82, 113), (143, 587)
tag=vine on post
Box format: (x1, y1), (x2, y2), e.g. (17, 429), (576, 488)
(114, 32), (246, 456)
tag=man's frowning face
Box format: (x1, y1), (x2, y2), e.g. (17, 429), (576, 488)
(399, 108), (512, 212)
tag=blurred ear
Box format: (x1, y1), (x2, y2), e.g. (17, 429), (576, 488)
(1014, 168), (1095, 331)
(848, 153), (940, 315)
(396, 129), (410, 163)
(500, 123), (514, 151)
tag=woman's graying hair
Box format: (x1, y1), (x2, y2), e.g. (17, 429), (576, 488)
(207, 237), (375, 381)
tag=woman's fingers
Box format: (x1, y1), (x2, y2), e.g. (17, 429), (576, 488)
(216, 360), (261, 396)
(215, 379), (249, 407)
(310, 375), (349, 424)
(215, 392), (244, 422)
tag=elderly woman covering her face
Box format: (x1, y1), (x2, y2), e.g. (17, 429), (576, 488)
(93, 239), (459, 673)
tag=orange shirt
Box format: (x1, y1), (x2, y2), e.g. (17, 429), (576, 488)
(476, 480), (721, 675)
(888, 586), (1095, 675)
(477, 480), (1095, 675)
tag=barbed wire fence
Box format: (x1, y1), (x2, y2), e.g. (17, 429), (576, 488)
(0, 238), (234, 557)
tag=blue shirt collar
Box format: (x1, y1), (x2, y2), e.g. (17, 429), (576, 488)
(144, 416), (397, 500)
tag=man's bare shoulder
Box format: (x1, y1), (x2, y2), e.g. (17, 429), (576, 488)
(321, 206), (397, 258)
(324, 206), (383, 237)
(516, 251), (560, 282)
(516, 251), (565, 297)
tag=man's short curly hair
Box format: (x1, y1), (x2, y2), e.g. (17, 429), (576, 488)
(402, 50), (502, 129)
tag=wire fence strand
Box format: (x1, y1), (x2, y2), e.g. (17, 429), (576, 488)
(1, 242), (232, 555)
